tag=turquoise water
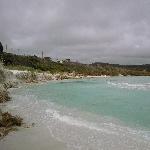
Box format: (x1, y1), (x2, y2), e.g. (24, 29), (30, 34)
(25, 76), (150, 130)
(7, 76), (150, 149)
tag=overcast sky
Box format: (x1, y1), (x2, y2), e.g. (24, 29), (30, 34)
(0, 0), (150, 64)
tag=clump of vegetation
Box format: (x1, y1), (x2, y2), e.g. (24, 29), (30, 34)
(0, 112), (23, 137)
(0, 62), (11, 103)
(0, 112), (22, 127)
(0, 63), (6, 83)
(0, 89), (11, 103)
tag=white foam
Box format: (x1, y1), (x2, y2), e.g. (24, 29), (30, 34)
(107, 81), (150, 90)
(9, 92), (150, 140)
(45, 108), (150, 145)
(45, 109), (126, 135)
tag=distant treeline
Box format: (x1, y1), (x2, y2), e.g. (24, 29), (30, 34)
(1, 52), (150, 76)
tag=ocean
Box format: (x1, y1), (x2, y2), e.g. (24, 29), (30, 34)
(5, 76), (150, 149)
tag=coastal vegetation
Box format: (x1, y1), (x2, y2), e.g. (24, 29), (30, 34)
(1, 52), (150, 76)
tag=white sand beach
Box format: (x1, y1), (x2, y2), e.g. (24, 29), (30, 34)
(0, 126), (67, 150)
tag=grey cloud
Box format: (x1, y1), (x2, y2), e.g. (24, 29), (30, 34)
(0, 0), (150, 64)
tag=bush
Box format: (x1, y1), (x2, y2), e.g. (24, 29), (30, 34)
(0, 112), (22, 128)
(0, 111), (23, 137)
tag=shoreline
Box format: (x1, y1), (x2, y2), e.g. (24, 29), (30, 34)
(0, 68), (109, 139)
(1, 69), (150, 150)
(1, 72), (150, 149)
(3, 82), (150, 150)
(8, 69), (111, 83)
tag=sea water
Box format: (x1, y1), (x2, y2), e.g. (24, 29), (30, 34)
(6, 76), (150, 149)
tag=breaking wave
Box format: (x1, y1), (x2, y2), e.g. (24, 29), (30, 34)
(107, 81), (150, 90)
(8, 93), (150, 141)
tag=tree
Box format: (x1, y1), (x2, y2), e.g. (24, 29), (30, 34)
(0, 41), (3, 53)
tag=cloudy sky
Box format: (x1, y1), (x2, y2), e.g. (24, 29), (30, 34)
(0, 0), (150, 64)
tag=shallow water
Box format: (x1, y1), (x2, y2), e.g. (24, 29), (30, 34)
(26, 76), (150, 129)
(2, 76), (150, 150)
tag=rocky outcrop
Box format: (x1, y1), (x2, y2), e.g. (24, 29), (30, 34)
(15, 71), (37, 83)
(9, 70), (83, 83)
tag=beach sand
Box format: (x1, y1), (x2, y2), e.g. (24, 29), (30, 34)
(0, 126), (67, 150)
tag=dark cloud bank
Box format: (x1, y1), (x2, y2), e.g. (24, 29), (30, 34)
(0, 0), (150, 64)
